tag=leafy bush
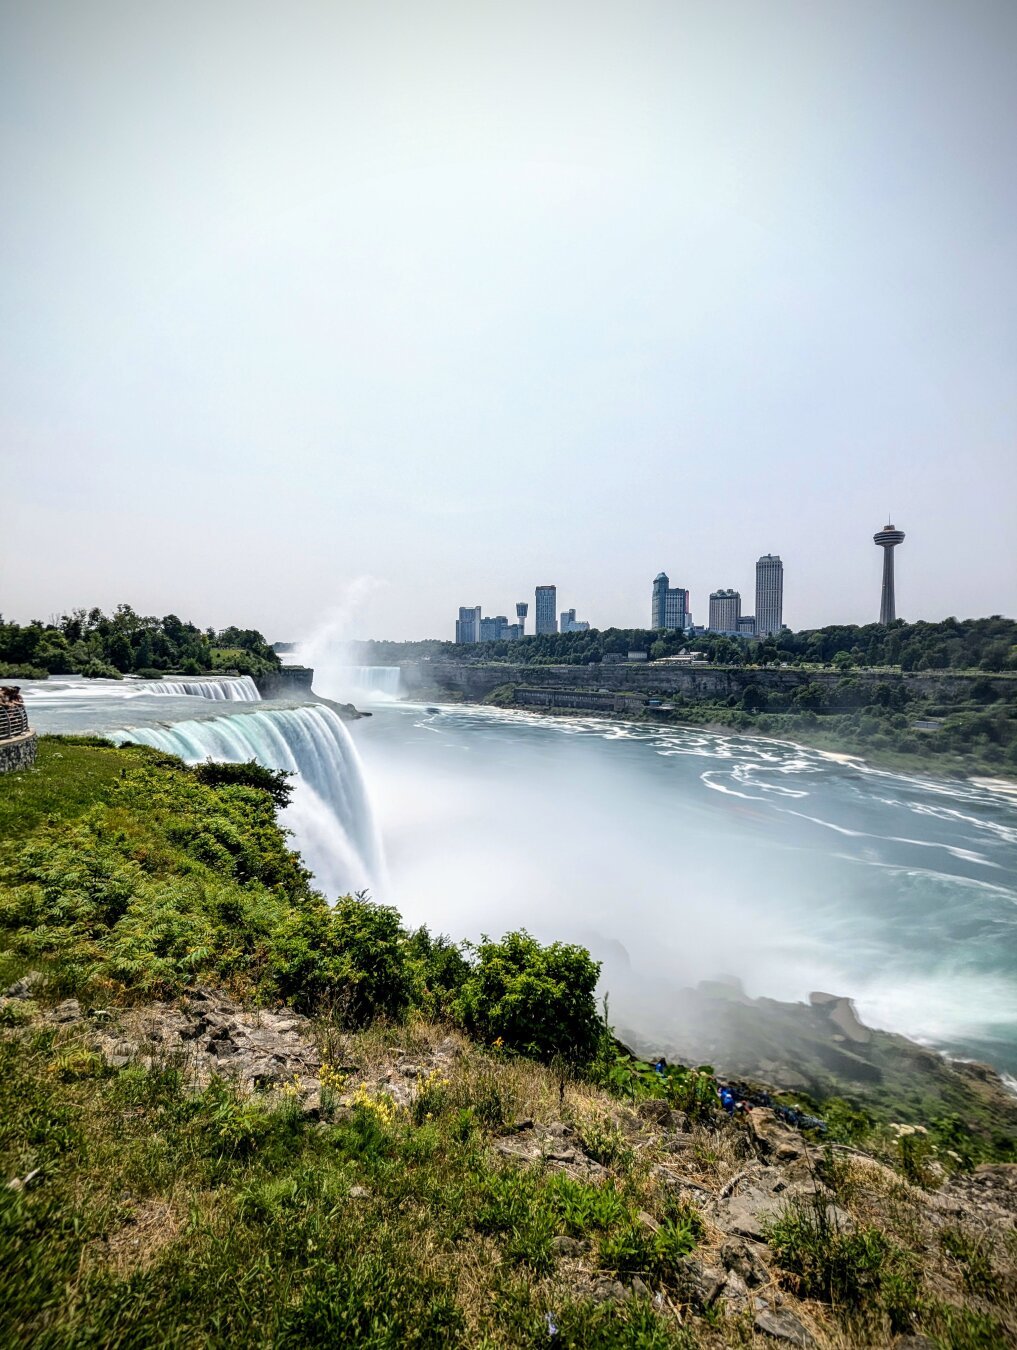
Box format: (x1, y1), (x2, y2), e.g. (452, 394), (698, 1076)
(455, 930), (603, 1065)
(270, 894), (413, 1024)
(405, 926), (470, 1020)
(80, 659), (123, 679)
(192, 759), (294, 808)
(0, 663), (48, 680)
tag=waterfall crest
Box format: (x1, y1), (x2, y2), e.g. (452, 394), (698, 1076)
(138, 676), (261, 702)
(115, 704), (382, 899)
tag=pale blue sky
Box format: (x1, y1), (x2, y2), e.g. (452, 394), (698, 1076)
(3, 0), (1015, 639)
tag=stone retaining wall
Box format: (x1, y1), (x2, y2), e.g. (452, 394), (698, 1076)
(0, 731), (37, 774)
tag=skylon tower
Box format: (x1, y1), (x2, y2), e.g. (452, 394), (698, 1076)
(873, 522), (905, 624)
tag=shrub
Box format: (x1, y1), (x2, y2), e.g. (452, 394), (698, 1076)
(455, 930), (603, 1065)
(270, 894), (412, 1023)
(406, 926), (470, 1020)
(192, 759), (294, 808)
(80, 660), (122, 679)
(0, 663), (49, 680)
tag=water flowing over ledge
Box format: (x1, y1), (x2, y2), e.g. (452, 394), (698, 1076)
(114, 704), (383, 900)
(132, 676), (261, 701)
(20, 675), (261, 702)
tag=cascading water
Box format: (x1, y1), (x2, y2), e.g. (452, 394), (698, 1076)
(334, 666), (402, 698)
(115, 705), (384, 900)
(137, 676), (261, 702)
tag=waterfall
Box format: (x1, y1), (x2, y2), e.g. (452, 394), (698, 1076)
(329, 666), (402, 699)
(138, 676), (261, 702)
(114, 704), (383, 899)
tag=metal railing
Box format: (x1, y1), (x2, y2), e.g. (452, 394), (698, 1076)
(0, 700), (29, 741)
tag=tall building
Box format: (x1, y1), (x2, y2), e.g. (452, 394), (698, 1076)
(873, 522), (905, 624)
(755, 555), (784, 637)
(479, 615), (509, 641)
(515, 602), (528, 637)
(560, 609), (590, 633)
(737, 615), (756, 636)
(535, 585), (557, 635)
(652, 573), (670, 629)
(708, 589), (741, 633)
(455, 605), (482, 644)
(652, 572), (690, 631)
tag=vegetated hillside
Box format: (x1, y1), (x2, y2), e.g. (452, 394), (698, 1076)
(1, 739), (1015, 1348)
(0, 605), (280, 680)
(624, 677), (1017, 779)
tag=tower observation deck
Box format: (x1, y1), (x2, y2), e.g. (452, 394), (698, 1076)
(873, 523), (905, 624)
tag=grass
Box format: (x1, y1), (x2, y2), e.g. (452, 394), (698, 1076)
(0, 1017), (707, 1348)
(0, 736), (133, 842)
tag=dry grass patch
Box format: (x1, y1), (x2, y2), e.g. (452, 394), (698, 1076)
(93, 1197), (183, 1275)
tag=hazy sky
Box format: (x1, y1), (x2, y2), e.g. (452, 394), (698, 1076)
(3, 0), (1015, 640)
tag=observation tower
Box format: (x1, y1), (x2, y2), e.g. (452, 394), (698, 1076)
(873, 522), (905, 624)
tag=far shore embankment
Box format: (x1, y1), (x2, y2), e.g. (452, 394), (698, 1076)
(392, 658), (1017, 784)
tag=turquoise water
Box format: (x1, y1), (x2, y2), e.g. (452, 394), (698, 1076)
(353, 703), (1017, 1074)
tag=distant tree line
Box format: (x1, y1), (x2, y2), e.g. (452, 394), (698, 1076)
(351, 616), (1017, 673)
(0, 605), (280, 679)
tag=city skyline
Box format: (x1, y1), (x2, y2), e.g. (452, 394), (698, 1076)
(448, 523), (907, 643)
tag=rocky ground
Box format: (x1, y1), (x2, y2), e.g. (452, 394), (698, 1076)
(4, 977), (1016, 1347)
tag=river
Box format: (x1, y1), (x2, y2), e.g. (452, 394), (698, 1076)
(18, 676), (1017, 1074)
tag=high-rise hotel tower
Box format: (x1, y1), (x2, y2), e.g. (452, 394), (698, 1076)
(873, 522), (905, 624)
(755, 555), (784, 636)
(534, 585), (557, 635)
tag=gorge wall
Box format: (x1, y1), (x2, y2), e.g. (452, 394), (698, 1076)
(399, 660), (1014, 704)
(254, 666), (315, 698)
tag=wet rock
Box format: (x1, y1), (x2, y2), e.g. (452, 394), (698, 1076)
(753, 1307), (816, 1346)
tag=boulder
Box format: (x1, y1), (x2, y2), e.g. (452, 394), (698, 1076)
(3, 971), (43, 999)
(720, 1236), (770, 1287)
(753, 1307), (816, 1346)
